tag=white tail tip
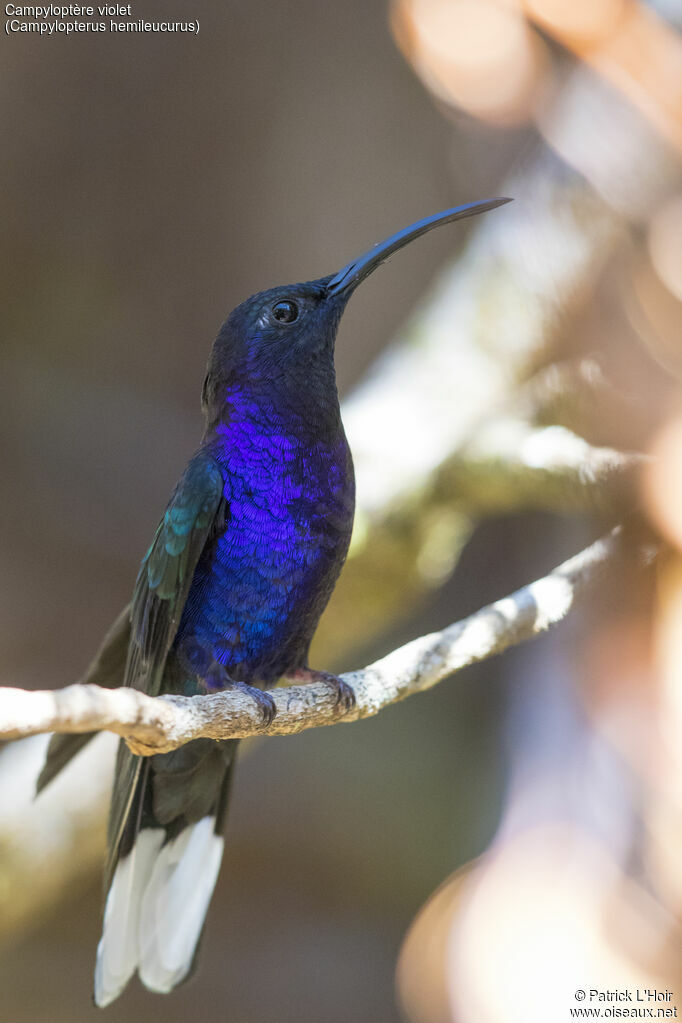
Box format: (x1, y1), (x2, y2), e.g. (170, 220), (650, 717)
(94, 817), (224, 1005)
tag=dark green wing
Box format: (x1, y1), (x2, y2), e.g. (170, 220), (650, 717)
(107, 451), (226, 868)
(125, 451), (226, 699)
(39, 454), (226, 797)
(38, 452), (226, 798)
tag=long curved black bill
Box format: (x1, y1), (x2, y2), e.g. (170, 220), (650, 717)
(326, 197), (511, 297)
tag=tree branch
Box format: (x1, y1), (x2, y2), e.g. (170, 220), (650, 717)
(0, 528), (631, 756)
(442, 423), (645, 517)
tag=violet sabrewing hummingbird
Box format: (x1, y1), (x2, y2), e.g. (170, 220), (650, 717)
(37, 197), (509, 1005)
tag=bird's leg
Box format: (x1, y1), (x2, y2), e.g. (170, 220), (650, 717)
(196, 656), (277, 728)
(291, 668), (356, 714)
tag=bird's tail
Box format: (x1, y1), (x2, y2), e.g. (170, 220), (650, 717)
(94, 738), (236, 1007)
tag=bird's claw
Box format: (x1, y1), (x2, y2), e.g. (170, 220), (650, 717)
(332, 677), (356, 713)
(293, 668), (356, 714)
(243, 685), (277, 728)
(224, 681), (277, 727)
(198, 661), (278, 728)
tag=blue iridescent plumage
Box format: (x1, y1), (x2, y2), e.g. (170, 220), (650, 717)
(175, 383), (355, 686)
(36, 198), (510, 1005)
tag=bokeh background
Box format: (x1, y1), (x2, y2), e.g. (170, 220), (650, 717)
(1, 1), (682, 1021)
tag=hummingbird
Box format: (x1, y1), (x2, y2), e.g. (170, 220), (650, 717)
(37, 198), (509, 1006)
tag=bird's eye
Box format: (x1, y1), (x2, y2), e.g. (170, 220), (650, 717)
(271, 300), (299, 324)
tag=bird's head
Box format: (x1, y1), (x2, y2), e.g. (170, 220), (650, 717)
(202, 198), (511, 420)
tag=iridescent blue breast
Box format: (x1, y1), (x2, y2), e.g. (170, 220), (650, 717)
(173, 402), (354, 687)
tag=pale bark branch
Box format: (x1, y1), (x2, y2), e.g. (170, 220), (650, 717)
(0, 528), (630, 756)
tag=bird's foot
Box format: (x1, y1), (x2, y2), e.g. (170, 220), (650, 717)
(292, 668), (356, 714)
(201, 662), (277, 728)
(230, 681), (278, 728)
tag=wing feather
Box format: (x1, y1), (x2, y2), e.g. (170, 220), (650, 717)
(126, 452), (225, 697)
(107, 451), (226, 874)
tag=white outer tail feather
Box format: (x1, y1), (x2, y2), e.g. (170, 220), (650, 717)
(139, 817), (224, 992)
(94, 817), (224, 1007)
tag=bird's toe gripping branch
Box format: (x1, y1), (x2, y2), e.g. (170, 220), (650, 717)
(291, 668), (356, 714)
(203, 664), (278, 728)
(237, 683), (278, 728)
